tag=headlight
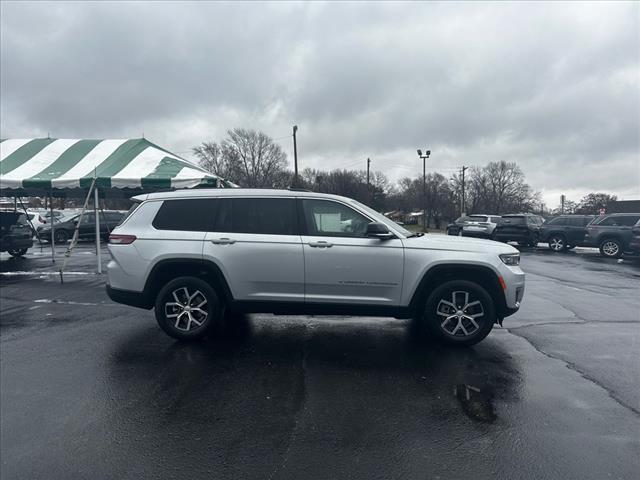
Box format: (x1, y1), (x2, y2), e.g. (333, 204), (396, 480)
(499, 253), (520, 266)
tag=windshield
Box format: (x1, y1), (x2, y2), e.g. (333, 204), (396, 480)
(349, 199), (413, 237)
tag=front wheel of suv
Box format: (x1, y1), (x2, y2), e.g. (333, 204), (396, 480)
(599, 239), (623, 259)
(548, 234), (567, 252)
(154, 276), (223, 341)
(420, 280), (496, 346)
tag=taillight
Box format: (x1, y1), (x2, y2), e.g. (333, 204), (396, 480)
(108, 234), (137, 245)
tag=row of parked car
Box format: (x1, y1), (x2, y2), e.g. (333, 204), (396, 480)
(0, 209), (125, 257)
(446, 213), (640, 259)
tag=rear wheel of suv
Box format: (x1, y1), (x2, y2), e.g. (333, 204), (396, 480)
(154, 276), (223, 341)
(8, 248), (28, 257)
(54, 230), (69, 244)
(420, 280), (496, 346)
(548, 234), (567, 252)
(599, 239), (623, 259)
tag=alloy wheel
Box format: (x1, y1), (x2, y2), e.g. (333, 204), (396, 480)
(601, 241), (620, 257)
(164, 286), (209, 332)
(549, 236), (565, 251)
(436, 290), (484, 337)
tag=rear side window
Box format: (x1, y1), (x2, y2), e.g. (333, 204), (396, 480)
(227, 198), (297, 235)
(546, 217), (564, 225)
(469, 216), (488, 222)
(596, 215), (639, 226)
(153, 199), (218, 231)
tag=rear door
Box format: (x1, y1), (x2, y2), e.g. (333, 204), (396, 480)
(202, 197), (304, 302)
(300, 198), (404, 306)
(565, 217), (586, 245)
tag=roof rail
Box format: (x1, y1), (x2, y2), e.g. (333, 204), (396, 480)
(287, 187), (312, 192)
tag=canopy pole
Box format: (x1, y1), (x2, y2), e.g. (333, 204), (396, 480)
(50, 191), (55, 264)
(94, 185), (102, 274)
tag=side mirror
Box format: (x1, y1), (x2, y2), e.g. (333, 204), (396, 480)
(366, 222), (394, 240)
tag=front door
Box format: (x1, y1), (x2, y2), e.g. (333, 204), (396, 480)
(300, 198), (404, 306)
(202, 197), (304, 303)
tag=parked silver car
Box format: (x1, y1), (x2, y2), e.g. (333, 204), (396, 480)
(460, 214), (502, 239)
(106, 189), (525, 346)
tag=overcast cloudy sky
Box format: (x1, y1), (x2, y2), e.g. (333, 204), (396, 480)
(1, 1), (638, 206)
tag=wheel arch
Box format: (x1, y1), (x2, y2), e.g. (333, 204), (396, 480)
(408, 263), (507, 319)
(143, 258), (234, 308)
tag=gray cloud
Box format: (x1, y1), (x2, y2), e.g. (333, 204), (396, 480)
(1, 1), (638, 205)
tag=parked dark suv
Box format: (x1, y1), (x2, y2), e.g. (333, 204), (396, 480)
(540, 215), (595, 252)
(0, 211), (34, 257)
(584, 213), (640, 258)
(37, 210), (125, 243)
(493, 214), (545, 247)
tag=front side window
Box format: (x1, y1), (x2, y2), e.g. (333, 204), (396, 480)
(228, 198), (297, 235)
(302, 199), (370, 237)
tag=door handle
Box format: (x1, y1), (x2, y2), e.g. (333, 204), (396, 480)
(308, 241), (333, 248)
(210, 238), (236, 245)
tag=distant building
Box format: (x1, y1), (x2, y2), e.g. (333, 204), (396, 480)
(607, 200), (640, 213)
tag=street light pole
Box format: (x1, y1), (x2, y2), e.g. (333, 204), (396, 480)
(417, 149), (431, 232)
(292, 125), (298, 187)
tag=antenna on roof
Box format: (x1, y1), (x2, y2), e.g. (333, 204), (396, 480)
(47, 132), (50, 139)
(142, 132), (145, 139)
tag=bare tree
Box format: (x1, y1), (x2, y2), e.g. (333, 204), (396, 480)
(193, 129), (290, 188)
(192, 142), (236, 181)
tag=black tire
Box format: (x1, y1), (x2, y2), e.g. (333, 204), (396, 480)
(54, 229), (69, 244)
(154, 276), (223, 341)
(8, 248), (28, 257)
(599, 238), (623, 259)
(548, 234), (567, 252)
(419, 280), (496, 346)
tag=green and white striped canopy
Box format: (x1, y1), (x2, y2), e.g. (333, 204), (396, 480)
(0, 138), (234, 190)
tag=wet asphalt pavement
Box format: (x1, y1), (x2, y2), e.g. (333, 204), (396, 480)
(1, 243), (639, 479)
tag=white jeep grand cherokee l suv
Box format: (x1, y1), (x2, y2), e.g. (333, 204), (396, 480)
(106, 189), (525, 346)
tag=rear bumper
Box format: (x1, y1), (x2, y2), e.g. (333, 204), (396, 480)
(494, 231), (532, 242)
(461, 230), (492, 238)
(106, 285), (152, 309)
(0, 236), (33, 251)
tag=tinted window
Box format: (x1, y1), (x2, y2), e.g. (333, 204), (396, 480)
(565, 217), (583, 227)
(469, 215), (488, 222)
(583, 216), (595, 226)
(303, 199), (370, 237)
(596, 215), (639, 226)
(81, 213), (95, 225)
(229, 198), (297, 235)
(153, 199), (216, 231)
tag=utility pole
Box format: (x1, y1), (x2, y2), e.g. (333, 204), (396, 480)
(417, 149), (431, 232)
(560, 194), (565, 214)
(292, 125), (299, 187)
(366, 158), (371, 205)
(460, 165), (468, 216)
